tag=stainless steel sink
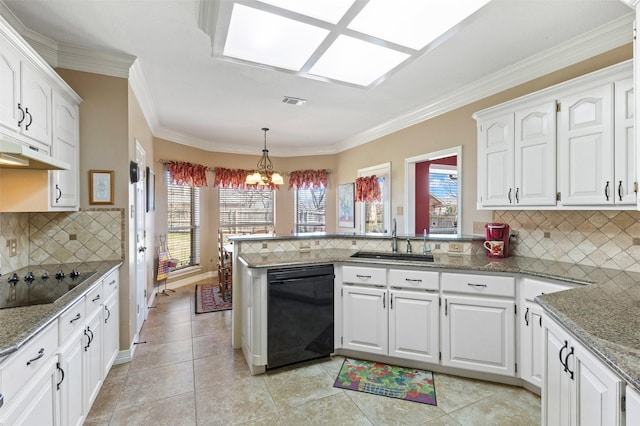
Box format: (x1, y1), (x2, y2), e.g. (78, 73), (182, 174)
(350, 251), (435, 262)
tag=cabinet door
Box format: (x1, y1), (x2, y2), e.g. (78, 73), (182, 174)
(103, 290), (120, 375)
(50, 92), (79, 210)
(571, 341), (624, 426)
(520, 301), (544, 387)
(514, 101), (557, 206)
(626, 386), (640, 426)
(0, 36), (20, 134)
(84, 309), (104, 411)
(388, 290), (439, 363)
(441, 295), (515, 376)
(613, 77), (636, 206)
(0, 358), (58, 426)
(20, 62), (52, 146)
(559, 83), (614, 205)
(342, 286), (387, 355)
(59, 334), (86, 426)
(478, 113), (515, 207)
(543, 317), (572, 426)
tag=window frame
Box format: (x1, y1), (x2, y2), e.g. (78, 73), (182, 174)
(219, 187), (275, 235)
(166, 171), (201, 270)
(294, 187), (327, 234)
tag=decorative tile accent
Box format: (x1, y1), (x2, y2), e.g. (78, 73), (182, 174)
(494, 210), (640, 272)
(0, 209), (124, 274)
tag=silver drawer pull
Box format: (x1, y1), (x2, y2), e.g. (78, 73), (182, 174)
(69, 313), (81, 323)
(356, 274), (372, 279)
(467, 283), (487, 288)
(109, 279), (116, 286)
(92, 294), (101, 302)
(26, 348), (45, 366)
(405, 278), (423, 283)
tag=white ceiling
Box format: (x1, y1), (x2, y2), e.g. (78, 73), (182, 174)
(0, 0), (634, 157)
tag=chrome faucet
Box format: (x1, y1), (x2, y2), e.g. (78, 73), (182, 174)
(423, 229), (431, 254)
(391, 218), (398, 253)
(406, 238), (412, 253)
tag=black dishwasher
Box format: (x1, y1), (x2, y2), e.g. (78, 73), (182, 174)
(267, 264), (334, 369)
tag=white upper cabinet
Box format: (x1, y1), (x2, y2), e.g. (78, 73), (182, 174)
(477, 100), (557, 208)
(19, 62), (53, 148)
(50, 91), (79, 210)
(559, 83), (614, 205)
(0, 35), (21, 135)
(475, 60), (634, 210)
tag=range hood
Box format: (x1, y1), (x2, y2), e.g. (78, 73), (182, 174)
(0, 140), (69, 170)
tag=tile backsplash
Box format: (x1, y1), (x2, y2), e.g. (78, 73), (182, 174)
(0, 209), (124, 273)
(494, 210), (640, 272)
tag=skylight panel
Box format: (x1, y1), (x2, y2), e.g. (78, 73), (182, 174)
(257, 0), (356, 24)
(224, 4), (330, 71)
(348, 0), (491, 50)
(309, 35), (410, 86)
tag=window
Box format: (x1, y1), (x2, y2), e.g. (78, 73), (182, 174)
(219, 188), (275, 234)
(295, 188), (326, 233)
(358, 162), (391, 234)
(428, 164), (458, 234)
(166, 172), (200, 269)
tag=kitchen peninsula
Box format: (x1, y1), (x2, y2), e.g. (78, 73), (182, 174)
(232, 233), (640, 424)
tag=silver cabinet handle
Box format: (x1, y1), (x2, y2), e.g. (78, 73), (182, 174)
(405, 278), (422, 283)
(109, 279), (116, 286)
(26, 348), (45, 366)
(92, 294), (101, 302)
(69, 313), (81, 323)
(508, 188), (512, 204)
(618, 180), (623, 202)
(356, 274), (371, 279)
(55, 185), (62, 203)
(104, 305), (111, 324)
(467, 283), (487, 288)
(605, 181), (610, 201)
(382, 293), (386, 309)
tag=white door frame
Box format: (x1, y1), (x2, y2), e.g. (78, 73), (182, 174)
(134, 141), (147, 334)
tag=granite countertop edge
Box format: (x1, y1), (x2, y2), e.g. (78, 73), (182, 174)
(239, 249), (640, 392)
(0, 260), (123, 361)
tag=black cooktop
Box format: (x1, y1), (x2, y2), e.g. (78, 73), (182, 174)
(0, 266), (97, 309)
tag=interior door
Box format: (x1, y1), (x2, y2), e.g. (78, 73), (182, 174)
(135, 142), (147, 334)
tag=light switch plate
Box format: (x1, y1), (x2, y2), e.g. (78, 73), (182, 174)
(449, 242), (463, 253)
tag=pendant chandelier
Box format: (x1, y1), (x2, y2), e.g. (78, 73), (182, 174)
(245, 127), (284, 186)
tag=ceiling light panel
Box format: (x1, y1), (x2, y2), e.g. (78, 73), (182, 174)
(257, 0), (356, 24)
(309, 35), (410, 86)
(224, 4), (329, 71)
(347, 0), (491, 50)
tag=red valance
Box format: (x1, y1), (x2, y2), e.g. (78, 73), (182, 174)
(214, 167), (277, 190)
(169, 161), (208, 187)
(288, 169), (329, 190)
(355, 175), (381, 202)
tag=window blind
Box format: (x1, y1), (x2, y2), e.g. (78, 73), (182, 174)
(295, 188), (326, 233)
(219, 188), (274, 234)
(428, 169), (458, 234)
(166, 171), (200, 269)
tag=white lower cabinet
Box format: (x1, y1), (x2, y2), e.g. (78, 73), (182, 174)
(440, 272), (516, 376)
(626, 386), (640, 425)
(84, 284), (105, 411)
(543, 314), (624, 426)
(519, 277), (573, 388)
(341, 266), (439, 363)
(388, 289), (439, 363)
(0, 322), (59, 426)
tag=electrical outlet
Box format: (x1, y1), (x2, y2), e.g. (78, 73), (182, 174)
(449, 242), (463, 253)
(8, 239), (17, 257)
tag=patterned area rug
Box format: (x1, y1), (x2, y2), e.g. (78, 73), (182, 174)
(334, 358), (437, 406)
(195, 284), (232, 313)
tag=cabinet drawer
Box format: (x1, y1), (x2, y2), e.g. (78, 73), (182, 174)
(103, 269), (119, 297)
(442, 272), (515, 297)
(58, 297), (86, 344)
(342, 265), (386, 286)
(86, 281), (104, 314)
(1, 321), (57, 404)
(389, 269), (438, 290)
(521, 278), (572, 301)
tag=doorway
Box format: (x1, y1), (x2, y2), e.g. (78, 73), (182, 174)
(405, 146), (461, 236)
(134, 141), (147, 335)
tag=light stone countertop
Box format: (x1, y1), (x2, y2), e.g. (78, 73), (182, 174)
(0, 260), (122, 360)
(239, 249), (640, 392)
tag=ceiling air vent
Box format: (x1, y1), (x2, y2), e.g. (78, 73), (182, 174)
(281, 96), (307, 106)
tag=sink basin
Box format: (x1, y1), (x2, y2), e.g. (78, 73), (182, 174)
(350, 251), (435, 262)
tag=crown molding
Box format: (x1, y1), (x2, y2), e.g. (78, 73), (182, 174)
(129, 60), (159, 132)
(619, 0), (639, 9)
(336, 12), (635, 153)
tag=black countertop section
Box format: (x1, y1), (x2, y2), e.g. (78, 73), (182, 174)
(239, 250), (640, 392)
(0, 260), (122, 359)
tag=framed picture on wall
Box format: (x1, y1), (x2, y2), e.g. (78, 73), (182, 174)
(338, 182), (355, 228)
(89, 170), (114, 205)
(146, 167), (155, 212)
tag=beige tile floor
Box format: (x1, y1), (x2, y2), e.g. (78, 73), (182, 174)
(86, 283), (541, 426)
